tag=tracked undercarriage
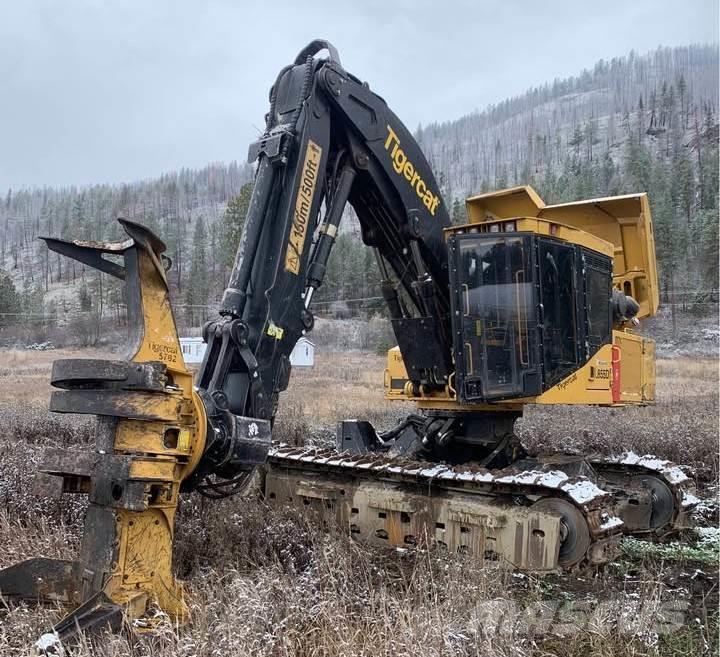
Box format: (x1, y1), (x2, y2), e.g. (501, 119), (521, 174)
(264, 440), (697, 571)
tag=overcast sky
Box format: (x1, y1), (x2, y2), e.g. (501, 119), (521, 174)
(1, 0), (717, 191)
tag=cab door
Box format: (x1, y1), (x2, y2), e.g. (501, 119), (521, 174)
(449, 233), (541, 403)
(537, 238), (581, 387)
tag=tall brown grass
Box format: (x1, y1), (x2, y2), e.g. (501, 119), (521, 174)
(0, 350), (717, 656)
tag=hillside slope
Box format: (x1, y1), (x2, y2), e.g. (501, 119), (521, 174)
(418, 44), (718, 202)
(0, 44), (717, 336)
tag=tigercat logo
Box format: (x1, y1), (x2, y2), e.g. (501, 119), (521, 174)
(285, 140), (322, 274)
(384, 125), (440, 216)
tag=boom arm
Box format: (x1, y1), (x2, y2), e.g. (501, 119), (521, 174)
(190, 40), (454, 489)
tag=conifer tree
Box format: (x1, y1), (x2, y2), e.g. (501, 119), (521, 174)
(0, 269), (20, 326)
(185, 218), (210, 326)
(221, 183), (253, 268)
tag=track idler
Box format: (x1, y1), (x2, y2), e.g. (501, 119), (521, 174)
(590, 453), (698, 536)
(533, 452), (698, 536)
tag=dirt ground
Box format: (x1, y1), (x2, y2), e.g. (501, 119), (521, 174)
(0, 348), (717, 656)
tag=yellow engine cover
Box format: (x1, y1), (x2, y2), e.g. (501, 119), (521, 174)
(384, 329), (655, 410)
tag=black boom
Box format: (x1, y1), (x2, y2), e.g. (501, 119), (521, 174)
(190, 41), (454, 489)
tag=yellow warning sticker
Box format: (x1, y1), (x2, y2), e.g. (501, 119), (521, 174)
(284, 139), (322, 274)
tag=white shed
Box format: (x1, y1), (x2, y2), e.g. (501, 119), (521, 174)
(179, 336), (315, 368)
(290, 337), (315, 368)
(180, 337), (206, 364)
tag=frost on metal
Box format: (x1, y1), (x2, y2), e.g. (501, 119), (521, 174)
(605, 451), (690, 484)
(269, 447), (610, 507)
(599, 514), (624, 531)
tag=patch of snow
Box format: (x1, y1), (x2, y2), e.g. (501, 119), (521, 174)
(419, 465), (448, 478)
(661, 466), (689, 485)
(496, 469), (567, 488)
(608, 451), (689, 483)
(693, 493), (719, 517)
(561, 479), (608, 505)
(439, 470), (459, 480)
(635, 456), (670, 471)
(473, 472), (494, 483)
(25, 341), (56, 351)
(696, 526), (720, 545)
(537, 471), (570, 488)
(682, 491), (700, 508)
(609, 450), (640, 465)
(599, 514), (624, 531)
(35, 633), (64, 656)
(495, 470), (607, 504)
(496, 471), (538, 485)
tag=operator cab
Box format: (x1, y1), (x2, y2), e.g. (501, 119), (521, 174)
(446, 219), (613, 403)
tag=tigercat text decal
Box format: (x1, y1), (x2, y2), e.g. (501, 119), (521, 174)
(384, 125), (440, 216)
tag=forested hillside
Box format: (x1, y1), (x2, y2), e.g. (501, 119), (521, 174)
(0, 44), (717, 345)
(420, 45), (717, 199)
(419, 44), (719, 308)
(0, 162), (253, 339)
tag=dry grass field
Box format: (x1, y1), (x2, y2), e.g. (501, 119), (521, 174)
(0, 348), (718, 656)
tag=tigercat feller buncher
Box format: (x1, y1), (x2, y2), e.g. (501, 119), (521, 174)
(0, 40), (697, 651)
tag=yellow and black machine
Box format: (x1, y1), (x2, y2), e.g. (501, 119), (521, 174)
(0, 40), (696, 649)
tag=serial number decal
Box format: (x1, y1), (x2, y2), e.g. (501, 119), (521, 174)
(149, 341), (178, 363)
(284, 140), (322, 275)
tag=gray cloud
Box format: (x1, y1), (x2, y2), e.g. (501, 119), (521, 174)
(0, 0), (717, 190)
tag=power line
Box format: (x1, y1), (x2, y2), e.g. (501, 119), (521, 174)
(306, 295), (385, 306)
